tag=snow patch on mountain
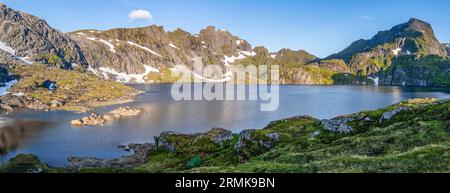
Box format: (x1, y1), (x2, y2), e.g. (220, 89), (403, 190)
(169, 43), (179, 49)
(99, 65), (159, 83)
(0, 41), (16, 55)
(170, 64), (231, 82)
(19, 56), (33, 64)
(127, 41), (162, 57)
(392, 48), (402, 56)
(99, 39), (116, 53)
(223, 51), (256, 67)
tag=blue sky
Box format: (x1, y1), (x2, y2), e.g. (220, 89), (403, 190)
(1, 0), (449, 57)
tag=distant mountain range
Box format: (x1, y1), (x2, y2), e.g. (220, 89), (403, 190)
(0, 3), (449, 86)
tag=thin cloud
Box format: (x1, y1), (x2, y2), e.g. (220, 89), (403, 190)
(128, 9), (153, 21)
(360, 16), (374, 20)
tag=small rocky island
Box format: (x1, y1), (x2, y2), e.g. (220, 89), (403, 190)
(71, 106), (142, 126)
(2, 98), (449, 173)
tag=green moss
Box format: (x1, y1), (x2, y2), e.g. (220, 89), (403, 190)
(186, 156), (202, 168)
(145, 67), (181, 83)
(3, 98), (450, 173)
(9, 64), (137, 112)
(381, 55), (450, 86)
(0, 154), (62, 173)
(38, 53), (63, 66)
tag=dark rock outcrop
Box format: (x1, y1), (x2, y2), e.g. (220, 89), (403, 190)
(379, 106), (409, 123)
(233, 129), (281, 162)
(443, 43), (450, 56)
(379, 55), (450, 86)
(67, 143), (154, 170)
(321, 116), (355, 134)
(154, 128), (234, 153)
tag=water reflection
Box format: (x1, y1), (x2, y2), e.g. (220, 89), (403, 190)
(1, 85), (450, 166)
(0, 118), (50, 156)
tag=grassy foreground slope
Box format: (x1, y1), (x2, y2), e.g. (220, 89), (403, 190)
(1, 98), (450, 173)
(144, 98), (450, 173)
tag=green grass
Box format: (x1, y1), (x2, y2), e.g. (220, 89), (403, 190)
(2, 98), (450, 173)
(8, 64), (137, 112)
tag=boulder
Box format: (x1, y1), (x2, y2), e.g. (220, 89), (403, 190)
(50, 100), (62, 108)
(311, 131), (321, 138)
(0, 103), (13, 112)
(321, 116), (355, 134)
(205, 128), (232, 145)
(41, 80), (57, 91)
(69, 106), (141, 126)
(70, 120), (82, 125)
(154, 131), (179, 153)
(233, 129), (280, 162)
(379, 106), (409, 123)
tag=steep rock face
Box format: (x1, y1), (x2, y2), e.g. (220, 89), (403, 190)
(69, 26), (254, 83)
(0, 3), (87, 68)
(443, 44), (450, 56)
(327, 18), (447, 75)
(379, 55), (450, 86)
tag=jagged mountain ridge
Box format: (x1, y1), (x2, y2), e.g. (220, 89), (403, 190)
(0, 3), (448, 86)
(0, 3), (88, 69)
(68, 25), (254, 83)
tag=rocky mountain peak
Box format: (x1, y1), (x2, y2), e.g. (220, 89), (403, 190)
(0, 3), (88, 68)
(405, 18), (432, 32)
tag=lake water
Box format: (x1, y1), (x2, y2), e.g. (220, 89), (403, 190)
(1, 84), (450, 166)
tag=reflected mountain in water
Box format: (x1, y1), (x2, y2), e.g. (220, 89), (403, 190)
(0, 118), (50, 156)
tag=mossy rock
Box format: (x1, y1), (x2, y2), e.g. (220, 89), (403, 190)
(0, 154), (59, 173)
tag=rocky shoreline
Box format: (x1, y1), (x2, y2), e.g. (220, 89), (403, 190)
(67, 143), (153, 171)
(1, 98), (449, 173)
(0, 65), (141, 114)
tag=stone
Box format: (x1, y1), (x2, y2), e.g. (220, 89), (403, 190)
(321, 116), (355, 134)
(266, 133), (280, 141)
(67, 143), (154, 170)
(50, 100), (62, 108)
(311, 131), (321, 138)
(0, 103), (13, 111)
(71, 120), (82, 125)
(154, 131), (179, 153)
(109, 106), (141, 116)
(69, 106), (141, 126)
(379, 106), (409, 123)
(205, 128), (232, 145)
